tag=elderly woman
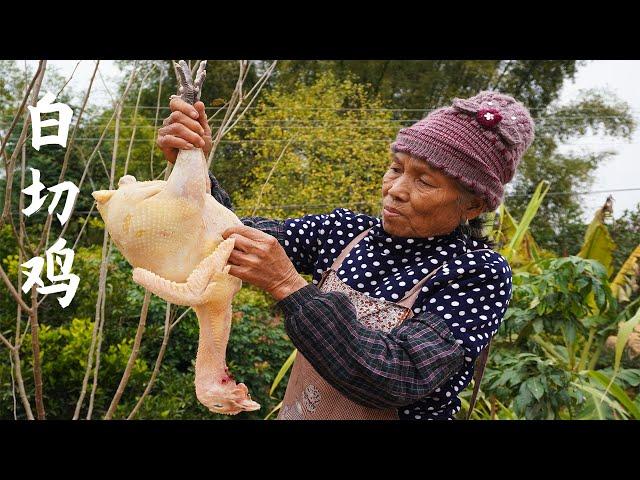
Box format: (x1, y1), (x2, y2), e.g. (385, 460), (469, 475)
(157, 91), (535, 420)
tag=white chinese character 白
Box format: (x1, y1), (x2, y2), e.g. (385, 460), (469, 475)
(27, 92), (73, 151)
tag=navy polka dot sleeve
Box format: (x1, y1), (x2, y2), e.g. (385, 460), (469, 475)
(419, 250), (512, 362)
(279, 210), (376, 276)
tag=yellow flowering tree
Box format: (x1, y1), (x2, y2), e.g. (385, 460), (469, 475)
(228, 71), (399, 219)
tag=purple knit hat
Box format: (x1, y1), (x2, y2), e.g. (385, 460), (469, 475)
(391, 91), (535, 211)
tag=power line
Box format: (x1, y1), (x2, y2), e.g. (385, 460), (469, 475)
(9, 187), (639, 217)
(31, 138), (638, 146)
(3, 116), (636, 129)
(506, 187), (640, 197)
(113, 105), (640, 113)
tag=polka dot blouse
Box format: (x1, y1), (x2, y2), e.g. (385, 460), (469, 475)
(278, 207), (512, 420)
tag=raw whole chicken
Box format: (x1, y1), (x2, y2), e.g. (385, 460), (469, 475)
(91, 61), (260, 415)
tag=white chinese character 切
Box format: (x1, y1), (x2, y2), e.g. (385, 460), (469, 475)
(27, 92), (73, 151)
(47, 181), (79, 225)
(20, 238), (80, 309)
(21, 168), (79, 226)
(21, 168), (48, 217)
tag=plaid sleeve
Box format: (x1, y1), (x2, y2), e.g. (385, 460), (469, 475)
(240, 217), (285, 243)
(207, 171), (286, 242)
(208, 171), (234, 211)
(278, 284), (465, 408)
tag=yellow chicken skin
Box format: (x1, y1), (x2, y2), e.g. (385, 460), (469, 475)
(92, 146), (260, 415)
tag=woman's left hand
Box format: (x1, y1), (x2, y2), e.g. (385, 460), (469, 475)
(222, 226), (308, 301)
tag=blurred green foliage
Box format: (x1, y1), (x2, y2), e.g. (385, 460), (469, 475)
(0, 60), (639, 420)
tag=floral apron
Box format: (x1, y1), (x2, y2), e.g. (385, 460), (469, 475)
(277, 227), (493, 420)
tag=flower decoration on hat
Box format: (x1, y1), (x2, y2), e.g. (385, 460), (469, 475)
(451, 91), (534, 148)
(476, 108), (502, 128)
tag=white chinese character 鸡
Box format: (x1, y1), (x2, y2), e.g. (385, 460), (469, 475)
(20, 238), (80, 308)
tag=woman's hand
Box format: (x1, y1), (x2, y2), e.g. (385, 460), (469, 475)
(222, 226), (308, 301)
(157, 98), (212, 164)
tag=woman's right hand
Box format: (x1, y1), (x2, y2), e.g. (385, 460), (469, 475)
(157, 98), (212, 164)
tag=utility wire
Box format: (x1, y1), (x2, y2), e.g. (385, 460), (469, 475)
(17, 139), (636, 146)
(9, 187), (640, 217)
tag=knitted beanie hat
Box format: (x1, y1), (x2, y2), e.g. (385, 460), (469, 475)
(391, 91), (535, 211)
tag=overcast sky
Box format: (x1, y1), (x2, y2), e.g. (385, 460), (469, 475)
(26, 60), (640, 222)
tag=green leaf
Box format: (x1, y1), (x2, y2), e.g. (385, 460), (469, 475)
(263, 401), (283, 420)
(588, 370), (640, 419)
(614, 305), (640, 373)
(615, 369), (640, 387)
(502, 181), (551, 264)
(528, 377), (545, 401)
(572, 383), (616, 419)
(269, 348), (297, 397)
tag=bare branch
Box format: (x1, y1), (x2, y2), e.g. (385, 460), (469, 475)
(9, 350), (17, 419)
(0, 60), (44, 168)
(98, 67), (116, 106)
(87, 62), (139, 420)
(127, 301), (173, 419)
(153, 165), (167, 181)
(170, 306), (192, 330)
(221, 61), (277, 138)
(29, 287), (45, 419)
(11, 348), (34, 419)
(87, 249), (110, 420)
(55, 61), (82, 98)
(18, 143), (32, 257)
(1, 60), (46, 228)
(96, 150), (111, 180)
(149, 69), (165, 178)
(104, 290), (152, 419)
(251, 135), (295, 216)
(73, 64), (139, 419)
(71, 203), (96, 251)
(206, 61), (277, 169)
(33, 61), (99, 258)
(0, 332), (14, 351)
(0, 264), (32, 314)
(124, 65), (156, 176)
(6, 209), (34, 259)
(72, 233), (109, 420)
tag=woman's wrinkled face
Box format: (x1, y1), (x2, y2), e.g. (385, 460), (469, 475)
(381, 151), (482, 238)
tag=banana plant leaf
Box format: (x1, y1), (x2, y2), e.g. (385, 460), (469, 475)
(500, 180), (551, 266)
(577, 196), (616, 277)
(611, 244), (640, 303)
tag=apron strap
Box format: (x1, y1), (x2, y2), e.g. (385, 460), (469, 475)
(330, 227), (372, 270)
(327, 229), (495, 418)
(396, 248), (495, 309)
(466, 338), (492, 420)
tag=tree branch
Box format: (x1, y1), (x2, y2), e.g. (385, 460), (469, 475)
(104, 290), (152, 419)
(1, 61), (46, 228)
(29, 286), (45, 419)
(127, 301), (173, 419)
(73, 64), (138, 419)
